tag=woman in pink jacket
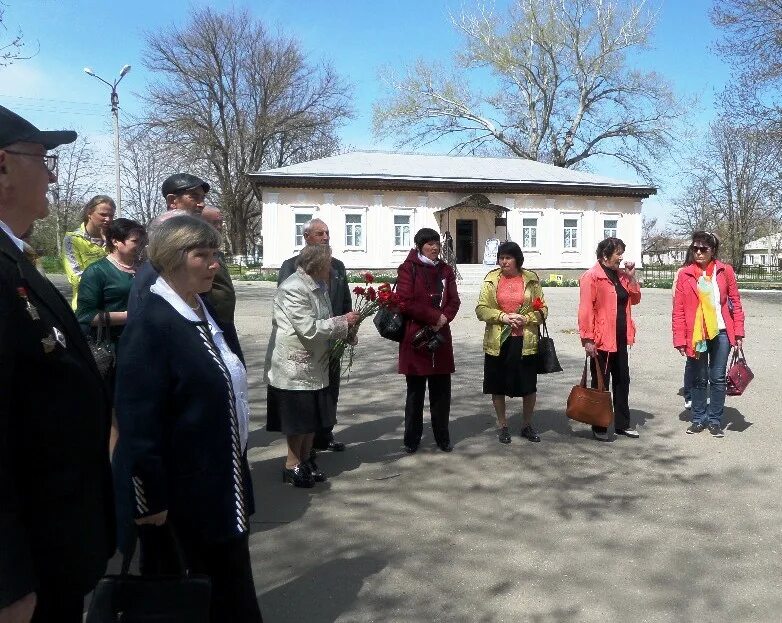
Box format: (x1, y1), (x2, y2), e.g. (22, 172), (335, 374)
(578, 237), (642, 441)
(672, 232), (744, 438)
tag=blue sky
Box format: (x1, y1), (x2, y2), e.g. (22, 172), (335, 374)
(0, 0), (730, 222)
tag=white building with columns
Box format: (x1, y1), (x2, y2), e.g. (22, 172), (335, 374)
(249, 151), (656, 272)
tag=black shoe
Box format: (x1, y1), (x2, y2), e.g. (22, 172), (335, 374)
(520, 426), (541, 443)
(326, 440), (345, 452)
(615, 427), (640, 438)
(592, 428), (610, 441)
(497, 426), (511, 444)
(403, 444), (418, 454)
(437, 442), (453, 453)
(282, 464), (314, 488)
(686, 423), (706, 434)
(306, 458), (327, 482)
(708, 425), (725, 438)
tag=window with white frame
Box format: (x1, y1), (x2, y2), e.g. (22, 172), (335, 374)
(747, 254), (755, 265)
(603, 219), (618, 239)
(743, 254), (750, 265)
(294, 212), (313, 247)
(522, 218), (538, 249)
(345, 213), (364, 248)
(563, 218), (579, 249)
(761, 254), (767, 265)
(394, 214), (411, 248)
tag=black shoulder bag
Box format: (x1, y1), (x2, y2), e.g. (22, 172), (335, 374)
(537, 318), (563, 374)
(86, 524), (211, 623)
(374, 263), (416, 343)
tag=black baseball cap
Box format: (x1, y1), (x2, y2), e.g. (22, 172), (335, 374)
(161, 173), (210, 198)
(0, 105), (77, 150)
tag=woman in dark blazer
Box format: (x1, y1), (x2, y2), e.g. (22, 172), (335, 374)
(114, 214), (262, 622)
(396, 228), (461, 453)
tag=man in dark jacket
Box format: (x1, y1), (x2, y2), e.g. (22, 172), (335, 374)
(126, 172), (209, 318)
(0, 105), (115, 622)
(201, 206), (237, 328)
(278, 218), (351, 451)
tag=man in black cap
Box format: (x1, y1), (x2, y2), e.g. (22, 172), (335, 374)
(126, 172), (210, 317)
(0, 105), (115, 622)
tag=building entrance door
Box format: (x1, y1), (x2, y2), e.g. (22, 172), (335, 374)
(456, 219), (478, 263)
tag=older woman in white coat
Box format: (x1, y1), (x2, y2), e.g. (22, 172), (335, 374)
(265, 244), (359, 487)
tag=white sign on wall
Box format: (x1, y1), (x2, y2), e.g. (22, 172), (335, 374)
(484, 238), (500, 265)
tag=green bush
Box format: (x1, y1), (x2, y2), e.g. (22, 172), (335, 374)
(41, 256), (64, 274)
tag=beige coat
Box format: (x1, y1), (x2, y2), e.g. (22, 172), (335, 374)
(264, 268), (350, 390)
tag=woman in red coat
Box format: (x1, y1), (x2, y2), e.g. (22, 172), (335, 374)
(578, 237), (642, 441)
(396, 228), (461, 453)
(672, 231), (744, 437)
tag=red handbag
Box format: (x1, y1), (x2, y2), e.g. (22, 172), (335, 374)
(726, 347), (753, 396)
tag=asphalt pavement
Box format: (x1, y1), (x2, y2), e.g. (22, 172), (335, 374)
(232, 282), (781, 623)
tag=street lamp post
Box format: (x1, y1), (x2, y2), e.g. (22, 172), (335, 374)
(84, 64), (131, 216)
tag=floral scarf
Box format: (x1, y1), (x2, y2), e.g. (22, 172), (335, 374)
(692, 262), (719, 352)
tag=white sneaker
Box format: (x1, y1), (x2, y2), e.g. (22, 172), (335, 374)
(684, 399), (692, 410)
(616, 427), (640, 438)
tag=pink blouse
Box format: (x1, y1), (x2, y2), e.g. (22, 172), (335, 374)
(497, 275), (525, 336)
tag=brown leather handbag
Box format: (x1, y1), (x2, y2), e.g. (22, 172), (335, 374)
(566, 357), (614, 428)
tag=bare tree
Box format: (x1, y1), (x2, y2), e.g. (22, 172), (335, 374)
(140, 7), (352, 253)
(0, 1), (36, 66)
(31, 136), (99, 256)
(711, 1), (782, 128)
(642, 215), (675, 265)
(672, 120), (782, 270)
(120, 125), (174, 225)
(374, 0), (685, 181)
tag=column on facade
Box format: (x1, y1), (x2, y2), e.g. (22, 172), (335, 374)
(263, 191), (280, 267)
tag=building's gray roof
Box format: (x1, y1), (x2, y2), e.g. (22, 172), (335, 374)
(248, 151), (656, 198)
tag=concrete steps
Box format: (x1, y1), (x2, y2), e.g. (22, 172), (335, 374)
(455, 263), (493, 285)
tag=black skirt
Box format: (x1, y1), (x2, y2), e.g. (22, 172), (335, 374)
(483, 336), (538, 397)
(266, 385), (335, 435)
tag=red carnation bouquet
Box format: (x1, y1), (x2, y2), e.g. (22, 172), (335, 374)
(330, 272), (403, 375)
(499, 296), (546, 345)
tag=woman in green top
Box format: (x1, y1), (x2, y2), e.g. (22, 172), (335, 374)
(76, 218), (146, 348)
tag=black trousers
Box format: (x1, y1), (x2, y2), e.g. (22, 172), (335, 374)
(139, 525), (262, 623)
(404, 374), (451, 447)
(590, 344), (631, 432)
(314, 357), (341, 448)
(31, 589), (83, 623)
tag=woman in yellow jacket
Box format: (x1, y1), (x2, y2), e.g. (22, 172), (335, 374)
(476, 242), (548, 444)
(62, 195), (114, 308)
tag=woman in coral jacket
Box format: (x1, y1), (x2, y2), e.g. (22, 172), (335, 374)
(396, 228), (461, 453)
(672, 231), (744, 438)
(578, 237), (642, 441)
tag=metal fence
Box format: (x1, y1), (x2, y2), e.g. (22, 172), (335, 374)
(642, 265), (782, 283)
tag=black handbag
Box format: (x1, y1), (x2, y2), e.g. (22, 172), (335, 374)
(374, 305), (406, 342)
(86, 525), (211, 623)
(87, 311), (115, 379)
(536, 320), (563, 374)
(374, 265), (415, 343)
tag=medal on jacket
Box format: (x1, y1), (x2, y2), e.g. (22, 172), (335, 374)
(41, 333), (56, 353)
(16, 286), (40, 320)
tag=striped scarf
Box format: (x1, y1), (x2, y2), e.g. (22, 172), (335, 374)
(692, 262), (718, 352)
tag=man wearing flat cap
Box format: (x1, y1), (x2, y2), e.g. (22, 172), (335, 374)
(126, 172), (210, 317)
(0, 105), (115, 622)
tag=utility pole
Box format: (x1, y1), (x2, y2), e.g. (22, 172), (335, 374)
(84, 64), (131, 216)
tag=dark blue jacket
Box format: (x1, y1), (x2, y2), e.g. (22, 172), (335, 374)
(113, 292), (253, 546)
